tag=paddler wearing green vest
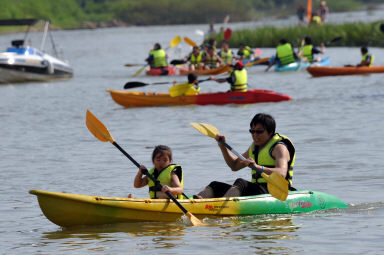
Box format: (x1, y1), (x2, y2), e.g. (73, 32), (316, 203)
(297, 36), (325, 62)
(146, 43), (169, 73)
(194, 113), (296, 198)
(131, 145), (184, 199)
(357, 46), (374, 67)
(266, 39), (298, 71)
(209, 60), (247, 92)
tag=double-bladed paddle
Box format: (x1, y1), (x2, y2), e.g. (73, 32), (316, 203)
(184, 37), (197, 47)
(85, 110), (203, 226)
(124, 78), (213, 90)
(132, 36), (181, 77)
(245, 57), (271, 67)
(124, 81), (172, 89)
(190, 122), (289, 201)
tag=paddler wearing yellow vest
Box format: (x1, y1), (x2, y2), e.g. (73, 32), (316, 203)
(209, 60), (247, 92)
(131, 145), (184, 199)
(146, 43), (169, 73)
(357, 46), (374, 67)
(266, 39), (298, 71)
(218, 40), (234, 65)
(186, 46), (203, 71)
(194, 113), (296, 198)
(297, 36), (325, 62)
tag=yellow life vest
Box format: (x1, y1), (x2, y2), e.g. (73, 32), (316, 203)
(231, 69), (247, 92)
(248, 133), (295, 186)
(148, 164), (183, 199)
(205, 54), (219, 68)
(169, 82), (200, 96)
(362, 53), (374, 66)
(150, 49), (167, 68)
(220, 49), (233, 64)
(190, 52), (203, 67)
(276, 43), (296, 65)
(300, 45), (313, 62)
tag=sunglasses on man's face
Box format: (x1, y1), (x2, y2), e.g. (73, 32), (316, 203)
(249, 129), (265, 135)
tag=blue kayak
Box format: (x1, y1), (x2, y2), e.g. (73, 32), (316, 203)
(274, 57), (331, 72)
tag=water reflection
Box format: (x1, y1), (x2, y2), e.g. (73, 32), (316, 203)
(41, 220), (188, 250)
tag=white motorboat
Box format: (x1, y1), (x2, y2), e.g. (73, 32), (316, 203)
(0, 19), (73, 84)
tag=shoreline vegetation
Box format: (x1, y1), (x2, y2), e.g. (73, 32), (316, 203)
(211, 21), (384, 48)
(0, 0), (383, 47)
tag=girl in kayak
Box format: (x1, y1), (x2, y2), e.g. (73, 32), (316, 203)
(130, 145), (184, 199)
(194, 113), (296, 198)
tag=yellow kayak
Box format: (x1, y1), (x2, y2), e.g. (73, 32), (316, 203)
(29, 189), (347, 227)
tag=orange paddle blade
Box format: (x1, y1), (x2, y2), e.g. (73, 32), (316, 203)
(85, 110), (115, 143)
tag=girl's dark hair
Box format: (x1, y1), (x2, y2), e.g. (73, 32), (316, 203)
(152, 145), (172, 162)
(250, 113), (276, 134)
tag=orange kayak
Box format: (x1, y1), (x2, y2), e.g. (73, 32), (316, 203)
(307, 66), (384, 77)
(107, 89), (291, 108)
(145, 66), (177, 76)
(179, 65), (232, 76)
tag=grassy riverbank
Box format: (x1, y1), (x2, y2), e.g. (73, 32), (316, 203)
(0, 0), (382, 29)
(209, 21), (384, 48)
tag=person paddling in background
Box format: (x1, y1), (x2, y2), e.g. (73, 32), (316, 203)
(237, 43), (253, 61)
(146, 43), (169, 74)
(186, 46), (203, 71)
(357, 46), (374, 67)
(297, 36), (325, 62)
(131, 145), (184, 199)
(266, 39), (297, 71)
(218, 40), (234, 65)
(209, 60), (247, 92)
(203, 46), (222, 69)
(194, 113), (296, 199)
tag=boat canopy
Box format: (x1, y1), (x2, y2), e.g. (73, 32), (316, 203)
(0, 19), (46, 26)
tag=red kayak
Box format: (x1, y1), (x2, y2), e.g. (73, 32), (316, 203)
(107, 89), (292, 108)
(145, 66), (177, 76)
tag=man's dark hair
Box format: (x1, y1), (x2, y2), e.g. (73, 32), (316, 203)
(250, 113), (276, 134)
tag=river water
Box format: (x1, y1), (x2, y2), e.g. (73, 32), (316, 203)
(1, 16), (384, 255)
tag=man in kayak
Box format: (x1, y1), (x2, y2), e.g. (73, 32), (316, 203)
(218, 40), (234, 65)
(237, 43), (253, 60)
(132, 145), (184, 199)
(146, 43), (169, 74)
(297, 36), (325, 62)
(357, 46), (374, 67)
(209, 60), (247, 92)
(194, 113), (296, 198)
(266, 39), (297, 71)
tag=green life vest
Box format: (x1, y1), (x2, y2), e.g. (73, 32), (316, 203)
(231, 69), (247, 92)
(248, 133), (295, 186)
(150, 49), (167, 68)
(220, 49), (233, 64)
(300, 45), (313, 62)
(148, 164), (183, 199)
(276, 43), (296, 65)
(362, 53), (374, 66)
(190, 52), (203, 67)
